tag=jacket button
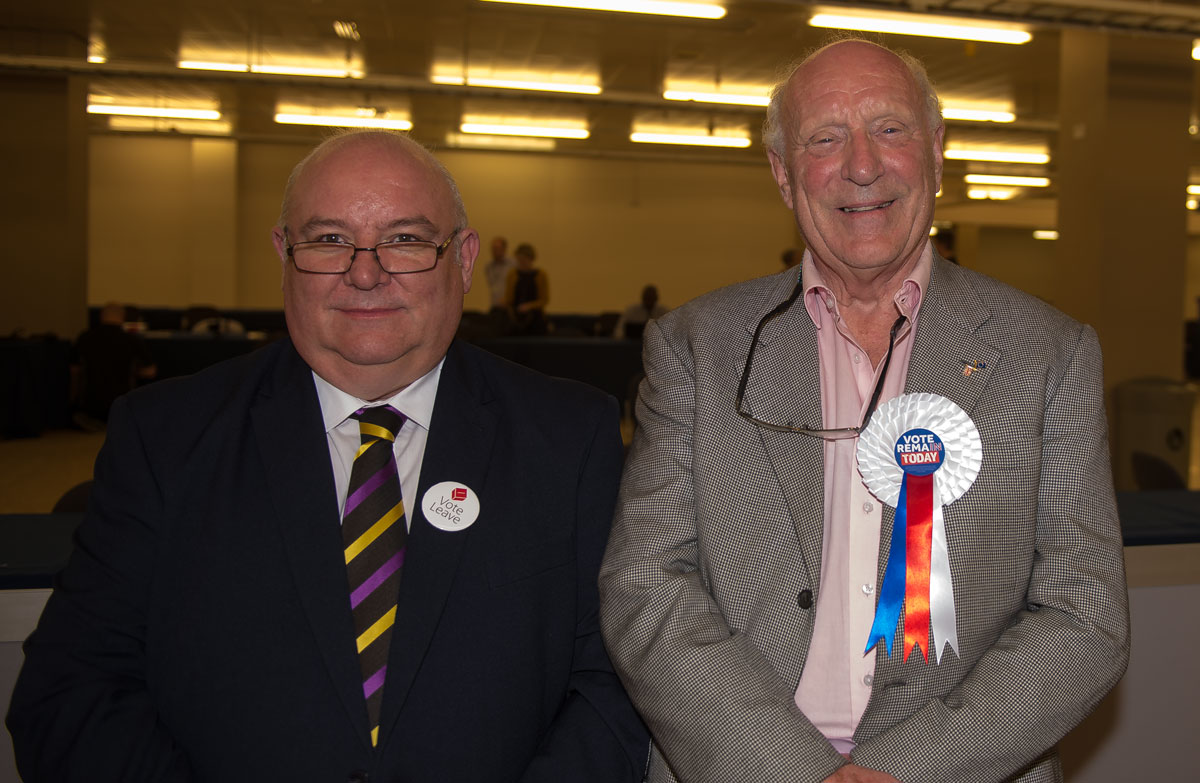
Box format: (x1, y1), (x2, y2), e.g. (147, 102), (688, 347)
(348, 772), (369, 783)
(797, 589), (813, 609)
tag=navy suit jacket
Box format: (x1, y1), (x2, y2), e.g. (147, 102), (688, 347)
(8, 338), (647, 783)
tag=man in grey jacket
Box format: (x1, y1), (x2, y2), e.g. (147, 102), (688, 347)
(600, 39), (1129, 783)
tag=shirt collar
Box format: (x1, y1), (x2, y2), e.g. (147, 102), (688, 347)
(313, 358), (445, 434)
(801, 242), (932, 329)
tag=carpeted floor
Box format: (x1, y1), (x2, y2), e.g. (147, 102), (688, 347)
(0, 429), (106, 513)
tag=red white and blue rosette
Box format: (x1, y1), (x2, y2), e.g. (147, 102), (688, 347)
(857, 393), (981, 664)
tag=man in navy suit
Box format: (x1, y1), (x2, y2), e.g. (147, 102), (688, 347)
(8, 131), (647, 782)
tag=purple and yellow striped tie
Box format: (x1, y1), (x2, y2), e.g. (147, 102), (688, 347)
(343, 404), (407, 747)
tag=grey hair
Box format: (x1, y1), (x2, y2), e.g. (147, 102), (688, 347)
(761, 36), (943, 158)
(277, 129), (469, 231)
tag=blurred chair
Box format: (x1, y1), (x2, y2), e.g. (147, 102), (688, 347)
(53, 480), (93, 513)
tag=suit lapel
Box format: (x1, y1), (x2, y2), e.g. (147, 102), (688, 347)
(874, 257), (1000, 649)
(376, 341), (498, 743)
(252, 341), (370, 746)
(740, 272), (827, 595)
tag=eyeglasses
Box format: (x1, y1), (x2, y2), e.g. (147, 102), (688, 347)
(285, 229), (460, 275)
(735, 275), (907, 440)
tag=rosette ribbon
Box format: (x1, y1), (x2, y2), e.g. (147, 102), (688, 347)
(857, 393), (981, 664)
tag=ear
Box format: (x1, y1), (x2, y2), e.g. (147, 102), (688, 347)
(767, 147), (795, 211)
(272, 226), (290, 260)
(456, 228), (480, 295)
(271, 226), (289, 289)
(932, 122), (945, 191)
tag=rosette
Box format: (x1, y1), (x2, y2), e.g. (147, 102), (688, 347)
(857, 393), (981, 664)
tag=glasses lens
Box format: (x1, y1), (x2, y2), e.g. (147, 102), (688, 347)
(292, 242), (353, 273)
(377, 242), (437, 273)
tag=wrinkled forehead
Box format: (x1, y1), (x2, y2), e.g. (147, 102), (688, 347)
(788, 43), (922, 125)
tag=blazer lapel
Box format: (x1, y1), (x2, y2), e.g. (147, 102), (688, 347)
(873, 257), (1001, 652)
(252, 341), (370, 747)
(739, 272), (827, 596)
(376, 341), (498, 743)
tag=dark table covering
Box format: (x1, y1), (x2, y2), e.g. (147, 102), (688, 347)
(0, 513), (83, 589)
(0, 338), (72, 438)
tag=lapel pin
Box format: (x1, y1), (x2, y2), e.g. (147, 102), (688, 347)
(961, 360), (986, 378)
(421, 481), (481, 532)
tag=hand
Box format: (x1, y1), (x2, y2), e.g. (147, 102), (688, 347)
(822, 763), (901, 783)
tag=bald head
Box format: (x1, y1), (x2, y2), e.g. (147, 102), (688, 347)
(763, 39), (942, 158)
(279, 131), (468, 232)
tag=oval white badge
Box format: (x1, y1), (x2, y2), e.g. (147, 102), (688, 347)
(420, 481), (481, 532)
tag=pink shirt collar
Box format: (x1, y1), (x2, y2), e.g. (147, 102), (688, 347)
(800, 244), (933, 329)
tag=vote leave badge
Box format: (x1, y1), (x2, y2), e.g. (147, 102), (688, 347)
(857, 393), (981, 664)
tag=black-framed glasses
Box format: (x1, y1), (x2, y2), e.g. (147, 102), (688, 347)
(735, 275), (907, 440)
(285, 229), (461, 275)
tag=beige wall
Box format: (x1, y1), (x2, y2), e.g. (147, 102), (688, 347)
(972, 227), (1060, 307)
(0, 74), (88, 339)
(91, 135), (795, 315)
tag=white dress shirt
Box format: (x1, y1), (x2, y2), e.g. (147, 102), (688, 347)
(313, 359), (444, 526)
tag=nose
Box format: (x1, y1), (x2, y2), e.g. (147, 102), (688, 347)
(842, 131), (884, 187)
(344, 247), (390, 290)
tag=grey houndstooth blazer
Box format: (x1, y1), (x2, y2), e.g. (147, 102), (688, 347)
(599, 255), (1130, 783)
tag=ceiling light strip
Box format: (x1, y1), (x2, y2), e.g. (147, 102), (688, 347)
(945, 149), (1049, 164)
(479, 0), (725, 20)
(179, 60), (250, 72)
(964, 174), (1050, 187)
(663, 89), (769, 107)
(87, 104), (222, 120)
(809, 9), (1031, 45)
(631, 131), (751, 148)
(250, 64), (363, 78)
(274, 114), (412, 130)
(466, 77), (601, 94)
(942, 108), (1015, 123)
(461, 122), (589, 139)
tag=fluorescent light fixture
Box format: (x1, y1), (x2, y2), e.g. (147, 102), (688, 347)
(445, 132), (556, 151)
(1187, 185), (1200, 195)
(87, 104), (222, 120)
(967, 188), (1018, 200)
(275, 113), (412, 130)
(107, 116), (233, 135)
(663, 89), (769, 107)
(942, 107), (1015, 123)
(179, 60), (250, 72)
(479, 0), (725, 20)
(250, 63), (363, 78)
(1193, 39), (1200, 59)
(944, 148), (1049, 164)
(964, 174), (1050, 187)
(1189, 199), (1199, 210)
(465, 77), (600, 94)
(430, 64), (600, 94)
(1033, 230), (1058, 240)
(631, 131), (751, 148)
(810, 7), (1031, 44)
(179, 57), (363, 78)
(461, 122), (589, 139)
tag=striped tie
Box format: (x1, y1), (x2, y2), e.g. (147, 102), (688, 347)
(343, 404), (407, 748)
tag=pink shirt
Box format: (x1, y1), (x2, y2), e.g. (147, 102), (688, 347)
(793, 246), (932, 754)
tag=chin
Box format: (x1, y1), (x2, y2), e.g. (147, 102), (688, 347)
(332, 341), (418, 368)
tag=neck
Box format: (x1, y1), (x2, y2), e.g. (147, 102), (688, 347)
(811, 253), (919, 316)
